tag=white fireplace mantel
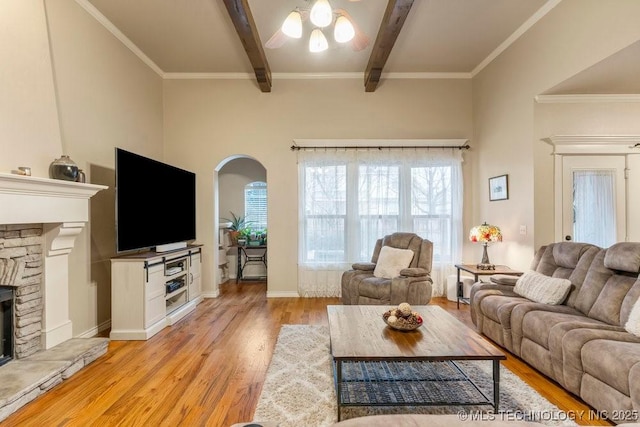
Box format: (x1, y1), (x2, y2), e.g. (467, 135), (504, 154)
(0, 173), (106, 225)
(0, 172), (107, 349)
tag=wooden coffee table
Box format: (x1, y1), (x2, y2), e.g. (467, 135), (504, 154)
(327, 305), (506, 421)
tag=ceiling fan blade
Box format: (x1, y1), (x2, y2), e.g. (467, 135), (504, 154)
(265, 29), (289, 49)
(351, 32), (370, 51)
(334, 8), (369, 51)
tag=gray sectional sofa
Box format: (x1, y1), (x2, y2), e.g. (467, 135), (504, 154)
(470, 241), (640, 423)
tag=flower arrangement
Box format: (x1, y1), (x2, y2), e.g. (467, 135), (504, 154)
(382, 302), (423, 331)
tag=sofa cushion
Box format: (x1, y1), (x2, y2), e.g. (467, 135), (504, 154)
(531, 243), (599, 310)
(553, 242), (589, 269)
(581, 339), (640, 396)
(604, 242), (640, 273)
(373, 246), (414, 279)
(357, 276), (391, 301)
(514, 270), (572, 305)
(511, 303), (596, 356)
(588, 274), (638, 325)
(559, 327), (629, 394)
(625, 297), (640, 337)
(479, 294), (527, 326)
(520, 309), (591, 350)
(574, 250), (609, 316)
(621, 280), (640, 325)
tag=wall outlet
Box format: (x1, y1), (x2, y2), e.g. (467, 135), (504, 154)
(519, 225), (527, 235)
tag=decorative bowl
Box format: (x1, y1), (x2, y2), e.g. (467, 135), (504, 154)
(382, 310), (423, 331)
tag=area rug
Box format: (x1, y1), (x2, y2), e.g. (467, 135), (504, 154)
(253, 325), (578, 426)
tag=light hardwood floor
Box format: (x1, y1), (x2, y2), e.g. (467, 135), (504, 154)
(3, 282), (612, 426)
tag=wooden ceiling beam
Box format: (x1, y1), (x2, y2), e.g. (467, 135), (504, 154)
(222, 0), (272, 93)
(364, 0), (415, 92)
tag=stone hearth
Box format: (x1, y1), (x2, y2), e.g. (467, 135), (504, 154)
(0, 337), (108, 422)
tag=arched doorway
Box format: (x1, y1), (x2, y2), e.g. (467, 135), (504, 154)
(214, 155), (268, 292)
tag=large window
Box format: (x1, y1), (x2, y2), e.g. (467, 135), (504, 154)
(245, 181), (267, 231)
(298, 148), (463, 297)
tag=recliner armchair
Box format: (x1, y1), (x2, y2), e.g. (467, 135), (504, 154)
(341, 232), (433, 305)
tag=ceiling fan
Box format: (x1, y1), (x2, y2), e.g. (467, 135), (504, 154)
(265, 1), (370, 52)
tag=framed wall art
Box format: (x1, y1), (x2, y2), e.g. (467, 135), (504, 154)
(489, 174), (508, 201)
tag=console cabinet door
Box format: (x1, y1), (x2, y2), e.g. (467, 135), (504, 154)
(189, 251), (202, 300)
(145, 263), (166, 327)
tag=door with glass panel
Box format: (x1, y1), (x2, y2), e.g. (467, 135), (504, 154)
(562, 156), (626, 247)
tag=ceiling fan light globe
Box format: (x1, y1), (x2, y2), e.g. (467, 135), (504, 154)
(334, 15), (355, 43)
(310, 0), (333, 28)
(281, 11), (303, 38)
(309, 28), (328, 52)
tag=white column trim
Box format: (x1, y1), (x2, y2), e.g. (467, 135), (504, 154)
(542, 135), (640, 154)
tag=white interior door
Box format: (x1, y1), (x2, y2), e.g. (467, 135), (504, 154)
(562, 156), (626, 247)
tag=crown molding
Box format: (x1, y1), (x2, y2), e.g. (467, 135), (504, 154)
(163, 72), (471, 80)
(535, 94), (640, 103)
(74, 0), (164, 77)
(471, 0), (562, 77)
(292, 138), (469, 147)
(163, 73), (254, 80)
(382, 72), (471, 79)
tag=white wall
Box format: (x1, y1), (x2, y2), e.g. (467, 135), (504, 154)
(44, 0), (164, 337)
(472, 0), (640, 270)
(0, 0), (63, 175)
(0, 0), (164, 337)
(163, 78), (473, 296)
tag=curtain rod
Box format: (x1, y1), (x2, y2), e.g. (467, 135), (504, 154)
(290, 144), (471, 151)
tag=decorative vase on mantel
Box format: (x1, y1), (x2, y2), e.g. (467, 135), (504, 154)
(49, 155), (79, 181)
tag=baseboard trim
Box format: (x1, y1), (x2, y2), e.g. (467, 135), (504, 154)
(266, 291), (300, 298)
(77, 319), (112, 338)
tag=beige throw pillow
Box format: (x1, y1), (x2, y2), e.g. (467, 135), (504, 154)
(625, 298), (640, 337)
(513, 270), (572, 305)
(373, 246), (415, 279)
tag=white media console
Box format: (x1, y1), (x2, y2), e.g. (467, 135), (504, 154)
(110, 245), (203, 340)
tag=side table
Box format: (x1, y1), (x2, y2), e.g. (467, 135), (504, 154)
(455, 264), (523, 309)
(236, 245), (267, 283)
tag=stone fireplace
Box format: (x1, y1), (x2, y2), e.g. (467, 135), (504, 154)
(0, 224), (44, 362)
(0, 286), (13, 365)
(0, 173), (106, 355)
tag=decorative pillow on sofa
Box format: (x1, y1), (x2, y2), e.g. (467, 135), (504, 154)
(625, 298), (640, 337)
(513, 270), (572, 305)
(373, 246), (415, 279)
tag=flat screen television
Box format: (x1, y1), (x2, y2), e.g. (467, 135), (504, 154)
(115, 148), (196, 253)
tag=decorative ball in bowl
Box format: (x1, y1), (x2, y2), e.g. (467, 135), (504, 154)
(382, 302), (423, 331)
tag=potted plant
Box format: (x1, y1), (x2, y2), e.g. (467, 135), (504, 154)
(240, 227), (253, 246)
(221, 211), (251, 246)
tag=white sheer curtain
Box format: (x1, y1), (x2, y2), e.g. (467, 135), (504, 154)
(297, 148), (463, 297)
(573, 170), (616, 248)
